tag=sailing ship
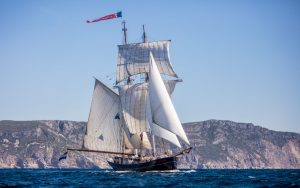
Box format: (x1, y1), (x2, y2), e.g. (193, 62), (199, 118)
(68, 23), (192, 171)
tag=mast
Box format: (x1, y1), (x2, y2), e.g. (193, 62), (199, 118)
(142, 24), (156, 156)
(142, 25), (157, 156)
(121, 21), (128, 161)
(142, 25), (148, 82)
(122, 20), (129, 162)
(152, 135), (156, 156)
(122, 21), (128, 45)
(142, 25), (147, 43)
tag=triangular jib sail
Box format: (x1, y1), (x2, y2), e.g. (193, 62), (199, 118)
(148, 52), (190, 145)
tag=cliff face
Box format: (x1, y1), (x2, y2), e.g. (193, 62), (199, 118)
(0, 120), (111, 169)
(0, 120), (299, 169)
(178, 120), (300, 169)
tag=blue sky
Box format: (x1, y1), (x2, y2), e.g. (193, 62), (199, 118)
(0, 1), (299, 133)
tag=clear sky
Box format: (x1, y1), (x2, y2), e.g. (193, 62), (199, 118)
(0, 1), (299, 133)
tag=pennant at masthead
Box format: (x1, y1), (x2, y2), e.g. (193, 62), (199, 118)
(86, 11), (122, 23)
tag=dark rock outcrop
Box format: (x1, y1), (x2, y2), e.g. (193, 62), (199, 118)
(0, 120), (299, 169)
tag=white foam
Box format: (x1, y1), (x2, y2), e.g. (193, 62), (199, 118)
(114, 170), (131, 173)
(182, 169), (196, 173)
(147, 170), (181, 173)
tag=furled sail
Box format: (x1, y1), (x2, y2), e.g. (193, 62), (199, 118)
(119, 83), (148, 134)
(84, 79), (124, 153)
(148, 52), (190, 145)
(116, 40), (178, 83)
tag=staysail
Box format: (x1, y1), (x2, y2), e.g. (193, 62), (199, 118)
(117, 40), (178, 83)
(84, 79), (124, 153)
(148, 52), (190, 145)
(146, 92), (181, 148)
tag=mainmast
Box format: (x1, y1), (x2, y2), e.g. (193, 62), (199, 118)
(142, 25), (147, 43)
(142, 25), (156, 155)
(122, 21), (128, 45)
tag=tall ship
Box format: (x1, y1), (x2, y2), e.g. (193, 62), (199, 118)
(68, 23), (192, 171)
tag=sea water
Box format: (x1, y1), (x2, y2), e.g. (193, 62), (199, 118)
(0, 169), (299, 187)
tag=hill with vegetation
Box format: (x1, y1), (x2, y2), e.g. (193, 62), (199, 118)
(0, 120), (299, 169)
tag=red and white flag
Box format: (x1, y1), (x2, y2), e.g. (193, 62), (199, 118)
(86, 11), (122, 23)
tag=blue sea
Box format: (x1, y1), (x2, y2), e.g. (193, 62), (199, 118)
(0, 169), (299, 187)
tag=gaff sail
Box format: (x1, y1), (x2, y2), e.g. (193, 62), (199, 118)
(84, 79), (124, 153)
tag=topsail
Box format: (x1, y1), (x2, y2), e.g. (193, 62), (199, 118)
(116, 40), (178, 84)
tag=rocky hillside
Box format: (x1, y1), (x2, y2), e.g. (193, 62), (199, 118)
(0, 120), (299, 169)
(179, 120), (300, 169)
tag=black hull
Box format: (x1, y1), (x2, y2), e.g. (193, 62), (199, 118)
(108, 156), (177, 172)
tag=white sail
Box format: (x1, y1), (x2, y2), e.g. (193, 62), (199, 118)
(84, 79), (124, 152)
(163, 80), (177, 96)
(149, 52), (190, 145)
(119, 83), (148, 134)
(151, 123), (181, 148)
(128, 132), (152, 150)
(122, 124), (152, 150)
(117, 40), (178, 83)
(146, 92), (181, 147)
(123, 130), (134, 149)
(119, 81), (175, 135)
